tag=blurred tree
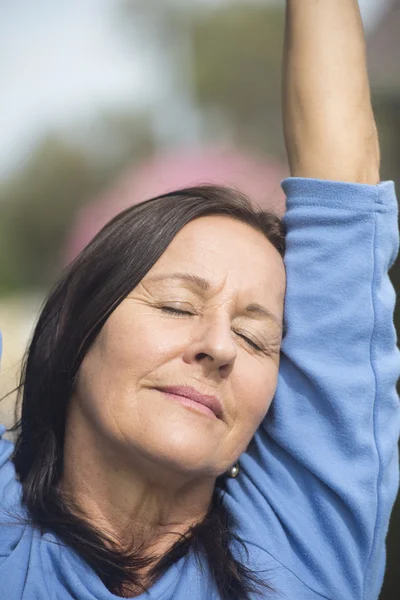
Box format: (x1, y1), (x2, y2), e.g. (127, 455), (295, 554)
(192, 4), (286, 159)
(373, 95), (400, 185)
(119, 1), (286, 157)
(0, 111), (154, 294)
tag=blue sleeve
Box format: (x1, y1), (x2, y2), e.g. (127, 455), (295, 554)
(0, 331), (27, 562)
(242, 179), (400, 600)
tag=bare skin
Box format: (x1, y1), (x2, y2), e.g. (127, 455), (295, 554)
(284, 0), (380, 183)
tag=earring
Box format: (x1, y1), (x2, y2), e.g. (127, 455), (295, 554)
(228, 462), (240, 478)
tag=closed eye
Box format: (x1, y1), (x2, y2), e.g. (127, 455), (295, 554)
(160, 306), (194, 316)
(235, 332), (263, 352)
(160, 307), (265, 352)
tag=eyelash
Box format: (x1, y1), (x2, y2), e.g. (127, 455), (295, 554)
(159, 306), (264, 352)
(160, 306), (193, 316)
(238, 335), (263, 352)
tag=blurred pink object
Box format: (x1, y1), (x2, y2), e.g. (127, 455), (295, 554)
(64, 146), (288, 265)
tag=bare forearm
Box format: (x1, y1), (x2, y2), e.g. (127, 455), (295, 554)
(283, 0), (380, 183)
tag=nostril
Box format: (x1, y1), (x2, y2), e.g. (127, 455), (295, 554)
(196, 352), (210, 361)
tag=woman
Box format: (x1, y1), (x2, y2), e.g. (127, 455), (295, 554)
(1, 1), (399, 599)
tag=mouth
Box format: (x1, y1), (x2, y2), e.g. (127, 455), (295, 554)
(155, 386), (223, 420)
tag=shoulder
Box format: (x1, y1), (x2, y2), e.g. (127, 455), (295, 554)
(0, 424), (17, 494)
(0, 425), (26, 561)
(0, 424), (14, 462)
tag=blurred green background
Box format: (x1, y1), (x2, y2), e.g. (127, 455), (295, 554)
(0, 1), (398, 597)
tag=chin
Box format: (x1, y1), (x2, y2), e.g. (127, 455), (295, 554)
(133, 437), (219, 475)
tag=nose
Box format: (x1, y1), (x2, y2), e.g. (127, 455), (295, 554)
(182, 313), (237, 376)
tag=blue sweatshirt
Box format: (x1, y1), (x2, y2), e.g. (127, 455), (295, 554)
(0, 178), (399, 600)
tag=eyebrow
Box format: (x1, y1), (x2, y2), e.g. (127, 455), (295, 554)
(145, 272), (283, 330)
(146, 272), (211, 291)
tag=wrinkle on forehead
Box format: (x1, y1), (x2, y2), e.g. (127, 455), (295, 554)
(133, 215), (286, 319)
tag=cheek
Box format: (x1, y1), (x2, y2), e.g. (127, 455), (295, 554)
(78, 312), (185, 413)
(97, 312), (171, 375)
(72, 311), (191, 447)
(233, 360), (278, 433)
(73, 336), (148, 443)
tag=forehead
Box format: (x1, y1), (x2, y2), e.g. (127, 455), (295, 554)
(144, 215), (286, 305)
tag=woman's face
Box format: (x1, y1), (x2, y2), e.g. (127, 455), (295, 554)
(74, 215), (286, 478)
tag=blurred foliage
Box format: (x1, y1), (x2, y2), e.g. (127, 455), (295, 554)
(0, 135), (98, 291)
(0, 111), (154, 293)
(3, 1), (399, 296)
(193, 4), (285, 159)
(373, 94), (400, 184)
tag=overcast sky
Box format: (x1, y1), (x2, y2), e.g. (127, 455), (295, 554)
(0, 0), (390, 176)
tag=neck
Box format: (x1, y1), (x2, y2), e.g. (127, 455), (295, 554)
(61, 398), (216, 554)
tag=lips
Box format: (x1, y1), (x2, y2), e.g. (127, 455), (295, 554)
(156, 385), (223, 419)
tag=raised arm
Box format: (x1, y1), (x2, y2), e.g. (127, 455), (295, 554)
(232, 3), (399, 600)
(283, 0), (380, 183)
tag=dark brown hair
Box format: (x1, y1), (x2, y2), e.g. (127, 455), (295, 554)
(9, 185), (285, 599)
